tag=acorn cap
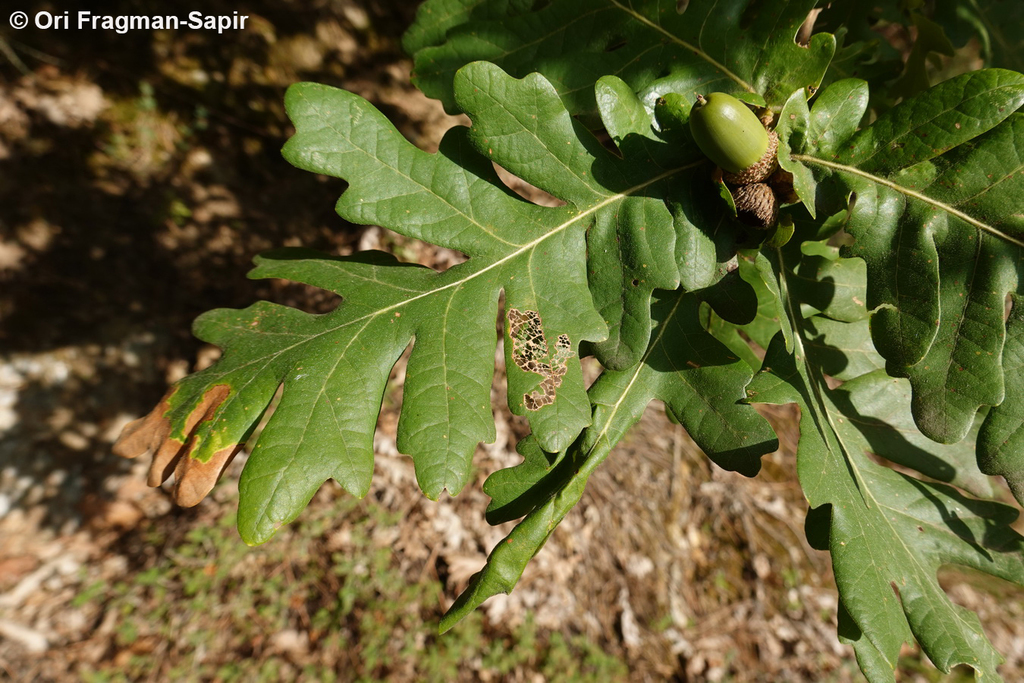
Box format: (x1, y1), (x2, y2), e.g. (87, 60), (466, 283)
(723, 129), (779, 185)
(733, 182), (778, 229)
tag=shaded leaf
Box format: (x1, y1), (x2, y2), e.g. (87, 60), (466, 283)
(747, 331), (1024, 681)
(802, 317), (883, 381)
(939, 0), (1024, 73)
(703, 253), (787, 369)
(811, 1), (904, 101)
(408, 0), (836, 116)
(741, 229), (1021, 679)
(788, 240), (867, 322)
(978, 293), (1024, 505)
(787, 69), (1024, 442)
(403, 0), (538, 55)
(888, 11), (956, 101)
(831, 370), (997, 501)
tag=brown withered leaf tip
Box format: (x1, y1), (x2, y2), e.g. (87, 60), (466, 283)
(113, 384), (241, 507)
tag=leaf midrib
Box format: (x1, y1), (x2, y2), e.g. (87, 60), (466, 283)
(203, 165), (692, 396)
(607, 0), (755, 93)
(792, 154), (1024, 248)
(777, 248), (986, 661)
(420, 0), (755, 95)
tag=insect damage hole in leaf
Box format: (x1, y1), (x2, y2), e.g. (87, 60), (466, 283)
(507, 308), (573, 411)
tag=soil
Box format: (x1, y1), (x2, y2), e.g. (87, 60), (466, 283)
(2, 2), (1022, 681)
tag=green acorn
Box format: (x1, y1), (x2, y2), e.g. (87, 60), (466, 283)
(689, 92), (778, 184)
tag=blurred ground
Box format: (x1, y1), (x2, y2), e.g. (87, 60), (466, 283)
(1, 2), (1022, 681)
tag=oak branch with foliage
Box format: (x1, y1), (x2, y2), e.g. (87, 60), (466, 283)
(114, 1), (1024, 680)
